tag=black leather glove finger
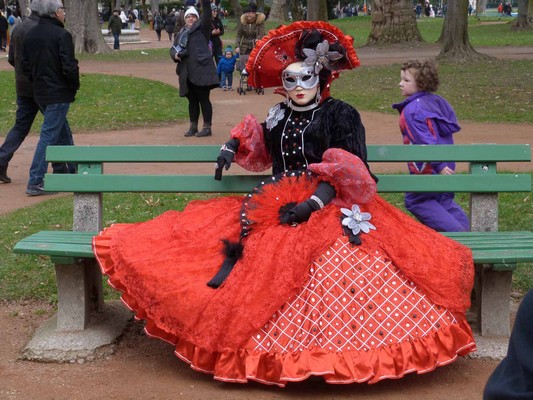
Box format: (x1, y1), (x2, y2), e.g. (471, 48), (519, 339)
(214, 150), (234, 181)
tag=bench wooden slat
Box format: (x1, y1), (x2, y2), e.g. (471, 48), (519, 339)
(46, 144), (532, 163)
(13, 242), (94, 258)
(43, 173), (532, 194)
(444, 231), (533, 239)
(13, 230), (533, 267)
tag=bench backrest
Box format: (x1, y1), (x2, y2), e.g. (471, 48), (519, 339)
(44, 144), (531, 232)
(45, 144), (531, 193)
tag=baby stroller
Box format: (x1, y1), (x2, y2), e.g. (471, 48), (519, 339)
(236, 54), (264, 95)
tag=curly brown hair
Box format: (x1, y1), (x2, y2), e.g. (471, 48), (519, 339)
(401, 59), (439, 92)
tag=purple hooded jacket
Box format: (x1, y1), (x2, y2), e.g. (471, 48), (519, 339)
(393, 92), (460, 175)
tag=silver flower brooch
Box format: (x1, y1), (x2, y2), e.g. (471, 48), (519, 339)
(341, 204), (376, 235)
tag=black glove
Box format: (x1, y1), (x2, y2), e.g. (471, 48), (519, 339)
(279, 181), (336, 225)
(214, 138), (239, 181)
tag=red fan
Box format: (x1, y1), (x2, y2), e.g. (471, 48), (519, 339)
(240, 171), (319, 236)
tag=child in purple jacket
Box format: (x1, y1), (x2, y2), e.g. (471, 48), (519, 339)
(392, 59), (469, 232)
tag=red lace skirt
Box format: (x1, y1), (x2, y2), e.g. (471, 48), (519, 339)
(93, 186), (475, 386)
(173, 237), (475, 386)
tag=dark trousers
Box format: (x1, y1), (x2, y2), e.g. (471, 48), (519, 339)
(484, 289), (533, 399)
(28, 102), (75, 186)
(0, 31), (7, 50)
(0, 96), (39, 168)
(220, 71), (233, 88)
(185, 82), (212, 125)
(0, 96), (73, 175)
(113, 33), (120, 49)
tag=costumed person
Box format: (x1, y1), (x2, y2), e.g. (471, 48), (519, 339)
(93, 21), (476, 387)
(170, 0), (219, 137)
(393, 59), (469, 232)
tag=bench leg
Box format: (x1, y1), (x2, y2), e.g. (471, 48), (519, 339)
(55, 259), (104, 331)
(476, 264), (512, 337)
(21, 260), (132, 362)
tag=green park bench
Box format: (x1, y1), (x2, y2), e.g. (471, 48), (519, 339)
(13, 143), (533, 361)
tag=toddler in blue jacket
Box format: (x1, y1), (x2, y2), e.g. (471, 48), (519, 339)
(217, 46), (240, 90)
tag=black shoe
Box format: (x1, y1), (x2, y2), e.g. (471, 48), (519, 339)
(184, 127), (198, 137)
(196, 127), (212, 137)
(26, 184), (57, 196)
(0, 165), (11, 183)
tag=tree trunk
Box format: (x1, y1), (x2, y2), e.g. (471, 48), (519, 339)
(512, 0), (531, 29)
(437, 0), (489, 62)
(307, 0), (328, 21)
(66, 0), (112, 54)
(475, 0), (487, 15)
(289, 0), (305, 21)
(141, 0), (147, 23)
(269, 0), (287, 22)
(230, 0), (243, 26)
(18, 0), (28, 17)
(151, 0), (160, 13)
(256, 0), (265, 14)
(528, 0), (533, 23)
(367, 0), (422, 45)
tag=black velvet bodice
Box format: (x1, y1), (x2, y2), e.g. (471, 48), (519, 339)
(263, 98), (368, 175)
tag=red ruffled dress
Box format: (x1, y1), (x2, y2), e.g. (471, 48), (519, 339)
(93, 114), (476, 387)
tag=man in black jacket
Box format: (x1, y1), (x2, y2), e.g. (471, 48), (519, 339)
(22, 0), (79, 196)
(0, 1), (42, 184)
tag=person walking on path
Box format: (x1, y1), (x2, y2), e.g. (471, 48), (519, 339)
(0, 2), (42, 184)
(107, 9), (122, 50)
(171, 0), (219, 138)
(153, 10), (163, 41)
(21, 0), (79, 196)
(163, 11), (176, 41)
(392, 59), (469, 232)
